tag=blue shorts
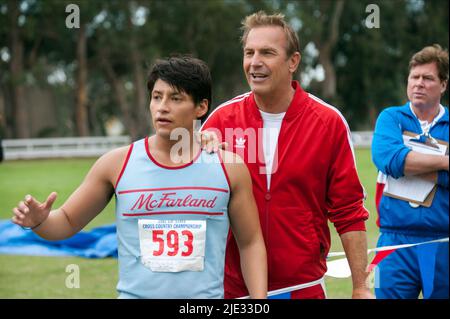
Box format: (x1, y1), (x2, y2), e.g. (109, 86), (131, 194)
(374, 232), (449, 299)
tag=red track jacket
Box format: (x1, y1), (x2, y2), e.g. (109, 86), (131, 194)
(202, 81), (369, 297)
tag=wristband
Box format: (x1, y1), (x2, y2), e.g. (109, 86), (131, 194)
(21, 221), (43, 231)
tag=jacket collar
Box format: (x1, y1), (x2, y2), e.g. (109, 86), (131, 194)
(399, 101), (449, 124)
(248, 81), (308, 121)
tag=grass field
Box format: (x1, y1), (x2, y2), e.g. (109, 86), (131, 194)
(0, 149), (379, 298)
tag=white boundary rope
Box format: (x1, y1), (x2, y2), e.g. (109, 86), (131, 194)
(239, 237), (449, 298)
(237, 276), (325, 299)
(327, 237), (449, 258)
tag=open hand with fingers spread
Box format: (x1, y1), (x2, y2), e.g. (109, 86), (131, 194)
(12, 192), (58, 229)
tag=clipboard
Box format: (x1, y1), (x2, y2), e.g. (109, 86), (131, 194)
(402, 130), (449, 155)
(383, 131), (448, 207)
(384, 180), (437, 207)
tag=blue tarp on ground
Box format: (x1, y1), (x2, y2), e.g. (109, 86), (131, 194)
(0, 220), (118, 258)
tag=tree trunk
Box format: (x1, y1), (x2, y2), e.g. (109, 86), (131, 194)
(99, 49), (139, 140)
(127, 12), (151, 138)
(75, 24), (89, 136)
(130, 47), (150, 138)
(318, 0), (345, 101)
(9, 0), (29, 138)
(368, 105), (378, 130)
(318, 48), (337, 100)
(0, 87), (6, 136)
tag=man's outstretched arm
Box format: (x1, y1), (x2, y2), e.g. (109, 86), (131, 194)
(12, 146), (128, 240)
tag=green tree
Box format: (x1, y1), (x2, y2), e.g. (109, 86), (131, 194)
(284, 0), (448, 129)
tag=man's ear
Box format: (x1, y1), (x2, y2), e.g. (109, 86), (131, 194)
(289, 52), (301, 74)
(196, 99), (209, 119)
(441, 80), (448, 95)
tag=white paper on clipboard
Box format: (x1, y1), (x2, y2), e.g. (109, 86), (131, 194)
(384, 133), (447, 203)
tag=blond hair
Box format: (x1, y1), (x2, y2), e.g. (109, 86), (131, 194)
(241, 11), (300, 57)
(409, 44), (449, 82)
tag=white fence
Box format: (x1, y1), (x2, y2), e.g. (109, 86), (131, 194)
(2, 136), (131, 160)
(350, 131), (373, 149)
(1, 132), (373, 160)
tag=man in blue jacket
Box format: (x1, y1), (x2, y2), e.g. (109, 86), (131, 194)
(372, 44), (449, 299)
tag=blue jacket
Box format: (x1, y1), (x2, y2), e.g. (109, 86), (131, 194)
(372, 102), (449, 236)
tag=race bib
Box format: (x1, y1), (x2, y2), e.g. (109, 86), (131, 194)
(138, 219), (206, 272)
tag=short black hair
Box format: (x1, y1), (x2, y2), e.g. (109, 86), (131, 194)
(147, 55), (212, 123)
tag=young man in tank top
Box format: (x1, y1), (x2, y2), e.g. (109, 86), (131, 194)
(11, 56), (267, 299)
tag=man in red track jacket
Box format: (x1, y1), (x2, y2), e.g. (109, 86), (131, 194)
(202, 11), (373, 299)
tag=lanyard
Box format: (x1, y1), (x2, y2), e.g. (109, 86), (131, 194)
(409, 102), (444, 137)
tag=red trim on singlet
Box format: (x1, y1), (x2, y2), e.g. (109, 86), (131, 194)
(123, 211), (224, 217)
(145, 136), (202, 170)
(118, 186), (229, 194)
(115, 143), (134, 190)
(217, 151), (231, 192)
